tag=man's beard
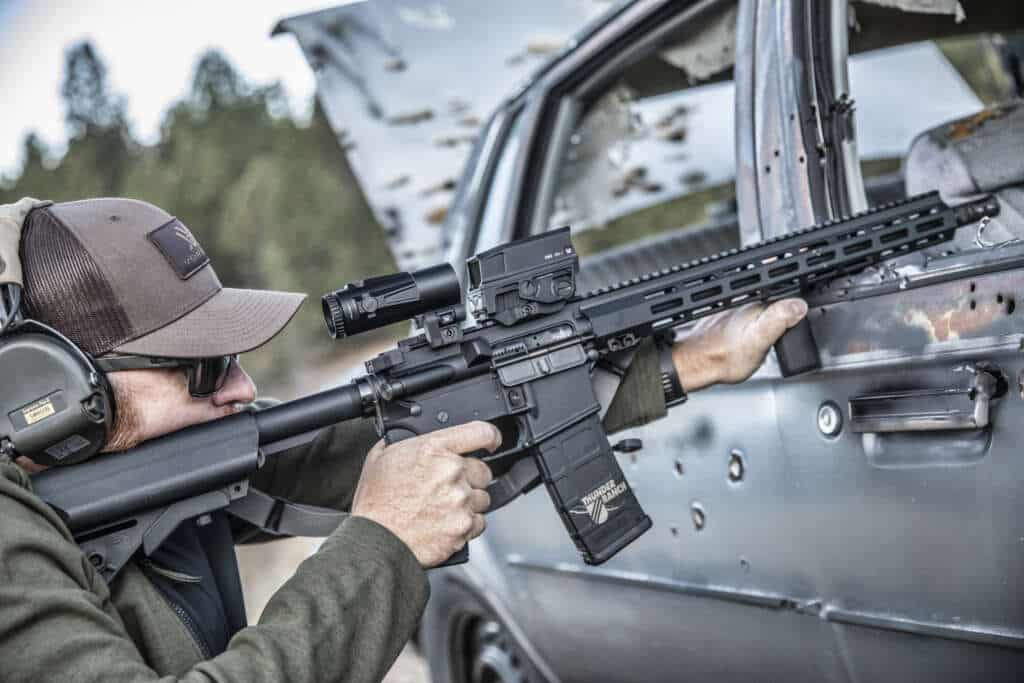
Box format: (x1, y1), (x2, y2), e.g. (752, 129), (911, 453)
(100, 379), (143, 453)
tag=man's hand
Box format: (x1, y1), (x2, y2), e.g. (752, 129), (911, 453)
(671, 298), (808, 392)
(351, 421), (500, 568)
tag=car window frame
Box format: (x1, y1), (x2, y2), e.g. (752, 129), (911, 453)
(445, 101), (533, 277)
(504, 0), (715, 241)
(735, 0), (869, 242)
(520, 0), (739, 242)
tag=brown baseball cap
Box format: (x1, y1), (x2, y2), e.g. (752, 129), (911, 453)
(19, 198), (306, 358)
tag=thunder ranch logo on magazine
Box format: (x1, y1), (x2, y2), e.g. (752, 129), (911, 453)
(572, 478), (628, 524)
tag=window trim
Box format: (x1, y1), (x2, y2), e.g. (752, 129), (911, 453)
(735, 0), (866, 243)
(518, 0), (739, 239)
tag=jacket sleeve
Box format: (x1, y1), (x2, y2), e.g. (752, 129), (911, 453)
(0, 457), (428, 683)
(601, 337), (669, 434)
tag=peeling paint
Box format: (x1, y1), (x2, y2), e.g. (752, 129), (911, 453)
(434, 133), (477, 148)
(397, 5), (455, 31)
(426, 205), (449, 225)
(947, 107), (1007, 141)
(420, 179), (457, 197)
(384, 175), (412, 191)
(387, 109), (435, 126)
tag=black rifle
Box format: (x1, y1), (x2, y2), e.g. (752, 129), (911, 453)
(32, 192), (999, 580)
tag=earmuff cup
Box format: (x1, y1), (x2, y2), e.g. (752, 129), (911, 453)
(0, 322), (114, 466)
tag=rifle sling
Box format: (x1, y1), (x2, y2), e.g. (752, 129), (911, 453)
(227, 488), (346, 538)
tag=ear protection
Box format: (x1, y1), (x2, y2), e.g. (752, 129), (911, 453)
(0, 321), (115, 467)
(0, 313), (115, 467)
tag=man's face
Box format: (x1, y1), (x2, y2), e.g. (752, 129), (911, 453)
(15, 359), (257, 472)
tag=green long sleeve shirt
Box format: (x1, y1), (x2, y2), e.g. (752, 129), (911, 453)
(0, 340), (667, 683)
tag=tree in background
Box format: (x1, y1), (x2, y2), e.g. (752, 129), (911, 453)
(1, 42), (396, 395)
(60, 42), (133, 196)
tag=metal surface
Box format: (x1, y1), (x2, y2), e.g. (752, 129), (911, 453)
(401, 0), (1024, 680)
(848, 366), (997, 433)
(274, 1), (614, 270)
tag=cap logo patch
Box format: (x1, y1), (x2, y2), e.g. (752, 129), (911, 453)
(148, 218), (210, 279)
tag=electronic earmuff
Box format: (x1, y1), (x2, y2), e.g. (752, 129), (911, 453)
(0, 200), (115, 467)
(0, 311), (115, 468)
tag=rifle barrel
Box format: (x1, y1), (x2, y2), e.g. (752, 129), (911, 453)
(254, 381), (367, 446)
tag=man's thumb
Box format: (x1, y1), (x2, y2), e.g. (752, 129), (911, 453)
(754, 298), (808, 341)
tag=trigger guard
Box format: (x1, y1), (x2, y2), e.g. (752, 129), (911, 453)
(487, 456), (541, 512)
(383, 427), (418, 445)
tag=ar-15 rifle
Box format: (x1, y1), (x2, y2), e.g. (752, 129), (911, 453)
(32, 192), (999, 579)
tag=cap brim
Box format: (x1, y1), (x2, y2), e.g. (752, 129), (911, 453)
(113, 288), (306, 358)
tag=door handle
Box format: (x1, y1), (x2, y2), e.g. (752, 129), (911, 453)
(848, 366), (998, 433)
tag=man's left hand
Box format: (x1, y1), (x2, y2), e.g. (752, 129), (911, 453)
(671, 298), (809, 392)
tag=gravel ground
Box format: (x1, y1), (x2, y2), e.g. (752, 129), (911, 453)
(236, 538), (431, 682)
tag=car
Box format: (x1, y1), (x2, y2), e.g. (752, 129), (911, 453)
(277, 1), (1024, 680)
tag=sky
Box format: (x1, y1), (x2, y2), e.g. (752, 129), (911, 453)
(0, 0), (347, 177)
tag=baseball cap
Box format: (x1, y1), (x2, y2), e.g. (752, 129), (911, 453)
(19, 198), (306, 358)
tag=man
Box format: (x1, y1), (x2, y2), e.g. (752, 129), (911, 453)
(0, 197), (807, 682)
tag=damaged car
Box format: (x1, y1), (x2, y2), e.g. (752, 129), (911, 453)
(276, 0), (1024, 680)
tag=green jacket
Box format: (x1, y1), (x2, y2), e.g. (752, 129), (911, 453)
(0, 341), (666, 682)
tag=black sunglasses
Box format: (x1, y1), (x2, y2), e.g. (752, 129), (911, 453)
(95, 354), (238, 397)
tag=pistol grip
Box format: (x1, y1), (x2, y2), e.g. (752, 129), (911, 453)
(774, 317), (821, 377)
(437, 545), (469, 568)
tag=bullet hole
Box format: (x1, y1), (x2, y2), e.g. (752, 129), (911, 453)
(997, 294), (1004, 304)
(773, 149), (780, 157)
(970, 282), (976, 293)
(739, 557), (750, 572)
(670, 525), (679, 537)
(798, 155), (806, 164)
(1008, 298), (1016, 315)
(674, 459), (685, 478)
(690, 503), (706, 531)
(728, 450), (745, 482)
(764, 165), (771, 174)
(970, 300), (977, 310)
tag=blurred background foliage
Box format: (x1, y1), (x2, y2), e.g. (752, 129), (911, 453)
(0, 42), (399, 396)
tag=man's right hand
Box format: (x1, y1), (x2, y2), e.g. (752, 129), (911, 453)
(351, 421), (500, 568)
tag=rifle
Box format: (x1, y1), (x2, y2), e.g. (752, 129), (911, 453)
(32, 192), (999, 580)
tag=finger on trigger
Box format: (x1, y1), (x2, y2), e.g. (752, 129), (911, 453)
(468, 488), (491, 514)
(431, 420), (502, 454)
(464, 457), (494, 490)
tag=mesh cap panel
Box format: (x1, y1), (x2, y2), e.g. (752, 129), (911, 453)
(21, 207), (134, 355)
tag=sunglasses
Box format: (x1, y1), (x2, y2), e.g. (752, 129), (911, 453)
(95, 354), (239, 397)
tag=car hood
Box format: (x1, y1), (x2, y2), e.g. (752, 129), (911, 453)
(274, 0), (618, 270)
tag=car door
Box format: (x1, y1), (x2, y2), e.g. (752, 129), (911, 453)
(471, 0), (1024, 681)
(724, 1), (1024, 678)
(459, 2), (854, 681)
